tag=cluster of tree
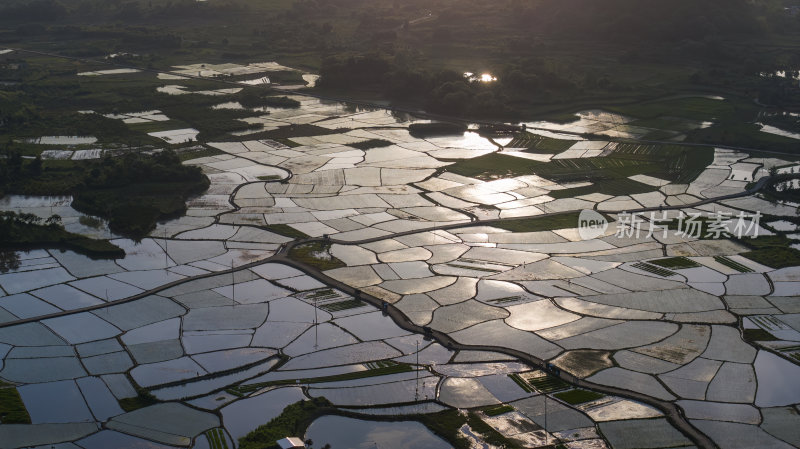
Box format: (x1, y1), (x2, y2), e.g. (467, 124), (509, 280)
(0, 0), (248, 24)
(0, 210), (125, 259)
(0, 0), (66, 22)
(317, 53), (580, 117)
(69, 151), (209, 239)
(0, 150), (42, 196)
(1, 148), (210, 239)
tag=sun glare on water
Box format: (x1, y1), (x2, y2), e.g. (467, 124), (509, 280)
(464, 72), (497, 83)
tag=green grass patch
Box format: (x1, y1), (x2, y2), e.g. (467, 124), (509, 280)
(549, 177), (654, 199)
(507, 132), (575, 153)
(232, 362), (412, 394)
(743, 328), (778, 342)
(743, 247), (800, 269)
(319, 298), (366, 312)
(522, 372), (570, 393)
(508, 373), (533, 393)
(482, 404), (514, 416)
(0, 386), (31, 424)
(649, 257), (700, 269)
(606, 97), (736, 122)
(257, 175), (282, 181)
(238, 397), (334, 449)
(264, 224), (309, 240)
(205, 428), (230, 449)
(713, 256), (753, 273)
(415, 409), (525, 449)
(304, 288), (339, 300)
(444, 152), (539, 180)
(177, 146), (225, 162)
(288, 241), (346, 271)
(632, 262), (676, 277)
(445, 143), (712, 186)
(493, 212), (609, 233)
(740, 236), (800, 269)
(554, 389), (605, 405)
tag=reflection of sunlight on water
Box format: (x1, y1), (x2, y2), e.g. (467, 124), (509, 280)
(434, 131), (498, 150)
(758, 123), (800, 140)
(464, 72), (497, 83)
(495, 136), (514, 146)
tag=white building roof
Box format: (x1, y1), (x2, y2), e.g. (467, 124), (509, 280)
(277, 437), (305, 449)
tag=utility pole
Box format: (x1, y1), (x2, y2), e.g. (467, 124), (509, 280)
(231, 259), (235, 306)
(415, 340), (420, 402)
(314, 295), (319, 349)
(544, 393), (548, 446)
(164, 229), (169, 270)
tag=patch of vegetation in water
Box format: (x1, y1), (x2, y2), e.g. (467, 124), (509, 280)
(508, 373), (534, 393)
(288, 241), (346, 271)
(0, 211), (124, 260)
(492, 212), (611, 233)
(78, 214), (104, 229)
(549, 178), (655, 199)
(176, 145), (226, 162)
(554, 389), (606, 405)
(522, 372), (570, 393)
(415, 409), (525, 449)
(649, 257), (701, 269)
(0, 384), (31, 424)
(482, 404), (514, 416)
(319, 298), (365, 312)
(69, 151), (210, 239)
(740, 235), (800, 269)
(631, 262), (677, 278)
(446, 142), (712, 188)
(506, 132), (575, 153)
(265, 224), (309, 240)
(118, 389), (159, 412)
(238, 398), (334, 449)
(742, 328), (778, 342)
(205, 428), (230, 449)
(347, 139), (393, 150)
(1, 149), (209, 240)
(713, 256), (753, 273)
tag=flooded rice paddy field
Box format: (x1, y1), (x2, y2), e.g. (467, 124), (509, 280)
(1, 60), (800, 449)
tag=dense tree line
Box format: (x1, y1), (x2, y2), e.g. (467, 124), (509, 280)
(316, 54), (579, 117)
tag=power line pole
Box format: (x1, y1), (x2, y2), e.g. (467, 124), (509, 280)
(415, 340), (420, 402)
(544, 393), (548, 446)
(164, 229), (168, 270)
(314, 295), (319, 349)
